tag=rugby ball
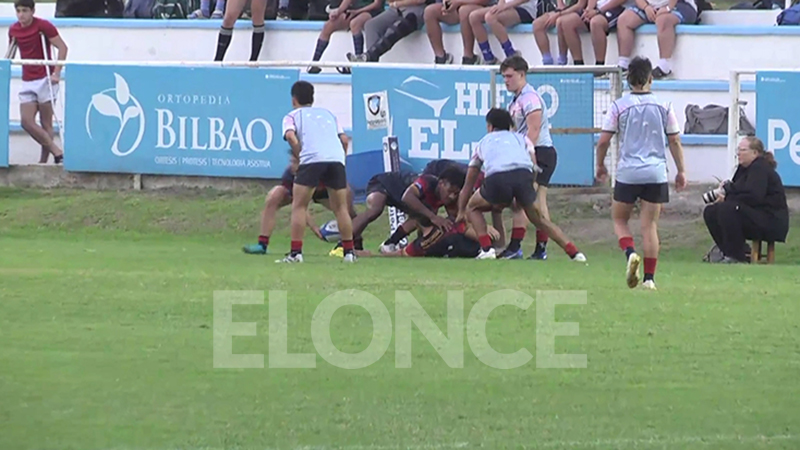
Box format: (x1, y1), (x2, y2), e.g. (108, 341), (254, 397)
(320, 220), (341, 243)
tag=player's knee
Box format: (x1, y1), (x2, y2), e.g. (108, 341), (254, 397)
(423, 4), (439, 22)
(468, 9), (485, 27)
(656, 14), (677, 32)
(484, 10), (499, 26)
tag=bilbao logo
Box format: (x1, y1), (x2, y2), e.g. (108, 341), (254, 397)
(85, 73), (145, 157)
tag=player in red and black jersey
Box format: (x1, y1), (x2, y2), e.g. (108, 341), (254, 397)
(356, 218), (501, 258)
(242, 155), (358, 255)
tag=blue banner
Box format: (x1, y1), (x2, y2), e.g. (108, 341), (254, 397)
(756, 71), (800, 187)
(64, 64), (299, 178)
(0, 59), (9, 168)
(351, 67), (595, 186)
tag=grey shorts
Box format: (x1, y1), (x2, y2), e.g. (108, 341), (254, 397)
(628, 1), (697, 24)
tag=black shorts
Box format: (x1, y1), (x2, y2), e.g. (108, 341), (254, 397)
(366, 172), (415, 208)
(602, 6), (626, 31)
(405, 226), (480, 258)
(613, 181), (669, 204)
(514, 6), (535, 23)
(281, 166), (329, 202)
(534, 146), (557, 187)
(480, 168), (537, 207)
(295, 161), (347, 191)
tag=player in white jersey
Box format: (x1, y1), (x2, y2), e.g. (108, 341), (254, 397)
(279, 81), (356, 263)
(497, 55), (558, 260)
(457, 108), (587, 262)
(596, 57), (686, 290)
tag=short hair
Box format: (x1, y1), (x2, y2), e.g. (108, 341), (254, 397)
(627, 57), (652, 88)
(291, 81), (314, 106)
(499, 55), (529, 74)
(485, 108), (513, 131)
(14, 0), (34, 9)
(437, 166), (466, 190)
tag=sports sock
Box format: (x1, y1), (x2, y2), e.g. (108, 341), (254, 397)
(500, 40), (516, 57)
(54, 154), (63, 164)
(618, 56), (630, 70)
(312, 39), (329, 61)
(290, 240), (303, 256)
(354, 236), (364, 251)
(573, 59), (584, 65)
(200, 0), (210, 16)
(214, 0), (225, 10)
(258, 235), (269, 248)
(478, 235), (492, 251)
(557, 54), (568, 65)
(564, 242), (579, 258)
(506, 227), (526, 253)
(644, 258), (657, 281)
(619, 236), (636, 260)
(352, 32), (364, 55)
(215, 26), (233, 61)
(278, 0), (289, 8)
(658, 58), (672, 73)
(478, 41), (495, 63)
(535, 229), (548, 253)
(596, 60), (605, 65)
(541, 52), (554, 65)
(250, 24), (265, 61)
(385, 227), (409, 245)
(342, 240), (355, 254)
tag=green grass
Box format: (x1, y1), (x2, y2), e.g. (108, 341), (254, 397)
(1, 187), (799, 450)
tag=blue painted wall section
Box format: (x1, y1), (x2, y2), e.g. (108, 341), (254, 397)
(756, 71), (800, 188)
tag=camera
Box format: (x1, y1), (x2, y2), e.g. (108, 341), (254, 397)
(702, 181), (731, 204)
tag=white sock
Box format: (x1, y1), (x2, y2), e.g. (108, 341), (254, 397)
(618, 56), (630, 70)
(658, 58), (672, 73)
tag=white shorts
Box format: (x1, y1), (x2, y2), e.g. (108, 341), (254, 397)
(19, 77), (59, 104)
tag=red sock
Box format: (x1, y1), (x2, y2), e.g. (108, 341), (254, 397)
(511, 227), (526, 240)
(258, 235), (269, 246)
(644, 257), (657, 277)
(291, 240), (303, 253)
(342, 240), (354, 252)
(618, 236), (634, 252)
(478, 234), (492, 250)
(565, 242), (578, 258)
(536, 229), (549, 243)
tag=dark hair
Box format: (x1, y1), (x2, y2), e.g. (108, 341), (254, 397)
(485, 108), (513, 131)
(499, 55), (529, 74)
(14, 0), (34, 9)
(291, 81), (314, 106)
(437, 166), (466, 190)
(627, 57), (652, 88)
(743, 135), (777, 169)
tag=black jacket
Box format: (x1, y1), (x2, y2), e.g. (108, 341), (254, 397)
(725, 156), (790, 242)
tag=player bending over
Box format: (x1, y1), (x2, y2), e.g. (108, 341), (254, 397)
(7, 0), (67, 164)
(595, 56), (686, 290)
(213, 0), (266, 62)
(242, 159), (359, 255)
(457, 108), (587, 262)
(279, 81), (356, 263)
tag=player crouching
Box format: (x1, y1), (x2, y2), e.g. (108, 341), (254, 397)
(357, 220), (501, 258)
(457, 108), (587, 262)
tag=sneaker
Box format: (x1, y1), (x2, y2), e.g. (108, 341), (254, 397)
(626, 252), (641, 288)
(434, 53), (454, 64)
(307, 66), (322, 74)
(242, 243), (267, 255)
(379, 243), (398, 254)
(571, 252), (587, 263)
(336, 66), (351, 74)
(276, 7), (290, 20)
(462, 55), (479, 65)
(329, 246), (344, 257)
(276, 253), (303, 263)
(652, 67), (671, 79)
(528, 248), (547, 260)
(483, 57), (499, 65)
(346, 52), (368, 63)
(642, 279), (657, 290)
(498, 248), (524, 259)
(343, 253), (357, 263)
(211, 9), (223, 18)
(476, 248), (497, 260)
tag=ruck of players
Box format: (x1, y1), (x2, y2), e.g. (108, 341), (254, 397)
(243, 54), (687, 291)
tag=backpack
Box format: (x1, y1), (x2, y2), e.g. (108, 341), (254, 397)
(684, 104), (755, 135)
(152, 0), (198, 18)
(777, 2), (800, 24)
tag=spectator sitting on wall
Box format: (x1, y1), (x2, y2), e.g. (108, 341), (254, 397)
(423, 0), (493, 65)
(557, 0), (630, 69)
(531, 0), (586, 66)
(615, 0), (698, 78)
(307, 0), (385, 73)
(346, 0), (434, 62)
(189, 0), (226, 18)
(702, 136), (789, 264)
(468, 0), (539, 65)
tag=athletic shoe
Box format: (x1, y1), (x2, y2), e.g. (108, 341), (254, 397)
(476, 248), (497, 260)
(435, 53), (454, 64)
(343, 253), (357, 263)
(642, 280), (657, 290)
(307, 66), (322, 74)
(626, 252), (641, 288)
(528, 249), (547, 260)
(498, 248), (523, 259)
(242, 243), (267, 255)
(276, 7), (290, 20)
(379, 243), (398, 254)
(329, 246), (344, 257)
(276, 253), (303, 263)
(211, 9), (223, 18)
(571, 252), (587, 263)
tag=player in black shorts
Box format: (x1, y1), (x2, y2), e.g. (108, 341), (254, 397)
(242, 159), (358, 255)
(356, 220), (501, 258)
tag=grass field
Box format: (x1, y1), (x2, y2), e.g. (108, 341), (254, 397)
(1, 186), (799, 450)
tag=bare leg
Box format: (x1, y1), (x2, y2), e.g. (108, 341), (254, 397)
(20, 102), (62, 158)
(521, 201), (584, 260)
(612, 200), (640, 288)
(639, 200), (662, 285)
(327, 186), (356, 259)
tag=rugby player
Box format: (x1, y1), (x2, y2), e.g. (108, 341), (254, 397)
(596, 56), (687, 290)
(279, 81), (355, 263)
(357, 220), (501, 258)
(457, 108), (587, 262)
(500, 55), (558, 260)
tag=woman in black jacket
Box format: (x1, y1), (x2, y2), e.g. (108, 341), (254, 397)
(703, 136), (789, 263)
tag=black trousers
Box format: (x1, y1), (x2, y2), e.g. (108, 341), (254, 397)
(703, 201), (772, 262)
